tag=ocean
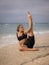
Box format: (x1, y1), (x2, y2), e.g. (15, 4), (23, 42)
(0, 23), (49, 48)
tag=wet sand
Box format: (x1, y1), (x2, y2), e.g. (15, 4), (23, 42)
(0, 33), (49, 65)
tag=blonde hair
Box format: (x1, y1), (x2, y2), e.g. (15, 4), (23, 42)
(17, 25), (22, 32)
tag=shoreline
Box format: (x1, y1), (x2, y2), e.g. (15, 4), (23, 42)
(0, 32), (49, 48)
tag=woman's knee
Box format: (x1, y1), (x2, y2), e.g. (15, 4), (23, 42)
(29, 32), (34, 36)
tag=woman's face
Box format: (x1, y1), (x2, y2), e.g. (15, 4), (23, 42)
(19, 26), (24, 32)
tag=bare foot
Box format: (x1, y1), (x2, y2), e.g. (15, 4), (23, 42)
(27, 11), (31, 17)
(32, 48), (39, 51)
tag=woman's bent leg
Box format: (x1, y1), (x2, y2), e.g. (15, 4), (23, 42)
(19, 45), (39, 51)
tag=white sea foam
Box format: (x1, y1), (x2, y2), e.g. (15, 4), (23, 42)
(1, 31), (49, 39)
(4, 24), (9, 25)
(34, 31), (49, 35)
(1, 34), (16, 39)
(0, 34), (19, 48)
(0, 31), (49, 48)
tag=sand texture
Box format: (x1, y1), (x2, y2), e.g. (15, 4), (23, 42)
(0, 33), (49, 65)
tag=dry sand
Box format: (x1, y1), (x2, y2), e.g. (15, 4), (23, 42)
(0, 33), (49, 65)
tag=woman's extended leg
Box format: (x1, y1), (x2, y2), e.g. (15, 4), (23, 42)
(27, 11), (34, 36)
(24, 11), (33, 34)
(23, 11), (38, 51)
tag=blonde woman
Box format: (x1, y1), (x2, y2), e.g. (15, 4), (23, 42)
(16, 11), (38, 51)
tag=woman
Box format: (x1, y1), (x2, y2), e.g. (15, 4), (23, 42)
(16, 11), (38, 51)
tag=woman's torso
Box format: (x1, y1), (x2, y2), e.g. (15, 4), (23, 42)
(17, 32), (27, 44)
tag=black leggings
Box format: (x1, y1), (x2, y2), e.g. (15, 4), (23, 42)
(24, 35), (35, 48)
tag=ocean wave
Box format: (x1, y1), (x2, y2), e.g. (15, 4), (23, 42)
(34, 31), (49, 35)
(1, 34), (16, 39)
(0, 31), (49, 39)
(0, 31), (49, 48)
(0, 34), (19, 46)
(5, 24), (9, 25)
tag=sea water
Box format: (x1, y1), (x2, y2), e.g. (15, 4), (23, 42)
(0, 23), (49, 48)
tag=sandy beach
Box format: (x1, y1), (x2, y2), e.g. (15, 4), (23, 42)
(0, 33), (49, 65)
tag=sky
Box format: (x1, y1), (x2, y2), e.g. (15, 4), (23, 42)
(0, 0), (49, 23)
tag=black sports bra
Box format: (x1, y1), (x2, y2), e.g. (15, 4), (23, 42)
(17, 33), (27, 41)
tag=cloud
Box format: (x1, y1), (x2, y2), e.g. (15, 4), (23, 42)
(0, 0), (49, 23)
(0, 0), (49, 14)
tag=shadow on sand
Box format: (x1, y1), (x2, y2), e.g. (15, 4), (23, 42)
(34, 45), (49, 48)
